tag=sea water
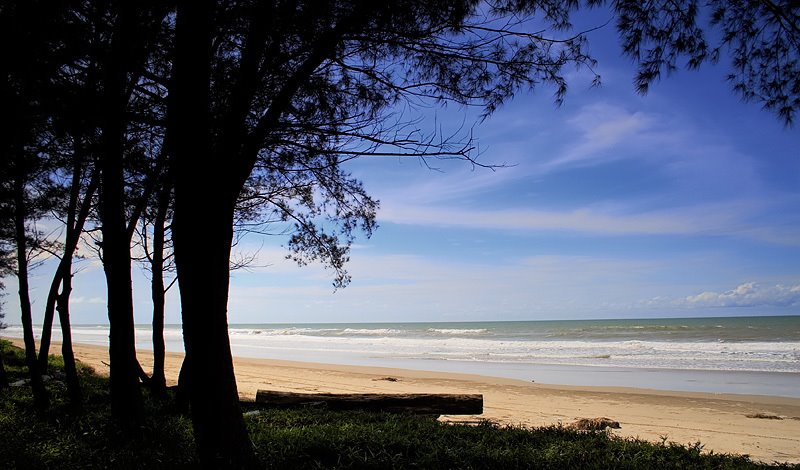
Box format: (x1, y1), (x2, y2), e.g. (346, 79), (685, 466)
(6, 315), (799, 397)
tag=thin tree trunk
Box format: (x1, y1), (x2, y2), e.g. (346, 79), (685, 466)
(150, 182), (170, 396)
(56, 269), (81, 405)
(172, 1), (257, 466)
(100, 2), (142, 426)
(39, 149), (98, 373)
(13, 155), (49, 410)
(37, 261), (65, 373)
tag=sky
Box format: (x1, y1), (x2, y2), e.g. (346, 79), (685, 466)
(5, 9), (800, 326)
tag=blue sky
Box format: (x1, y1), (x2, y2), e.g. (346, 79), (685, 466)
(6, 12), (800, 326)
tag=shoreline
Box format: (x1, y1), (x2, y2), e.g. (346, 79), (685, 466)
(13, 339), (800, 464)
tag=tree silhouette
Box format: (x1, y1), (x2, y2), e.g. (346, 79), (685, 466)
(0, 278), (8, 390)
(614, 0), (799, 125)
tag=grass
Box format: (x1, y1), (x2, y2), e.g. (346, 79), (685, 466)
(0, 340), (797, 469)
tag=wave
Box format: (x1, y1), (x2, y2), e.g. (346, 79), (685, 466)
(339, 328), (404, 336)
(220, 332), (800, 373)
(427, 328), (489, 336)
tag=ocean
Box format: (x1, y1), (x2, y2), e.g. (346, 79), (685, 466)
(5, 315), (799, 397)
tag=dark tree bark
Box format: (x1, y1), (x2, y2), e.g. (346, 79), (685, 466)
(100, 2), (143, 425)
(0, 343), (8, 389)
(12, 153), (49, 410)
(171, 0), (257, 466)
(37, 262), (65, 373)
(56, 265), (81, 405)
(175, 356), (190, 413)
(174, 202), (254, 466)
(149, 179), (171, 397)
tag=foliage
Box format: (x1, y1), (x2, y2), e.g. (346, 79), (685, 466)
(614, 0), (800, 125)
(0, 342), (795, 469)
(0, 341), (197, 469)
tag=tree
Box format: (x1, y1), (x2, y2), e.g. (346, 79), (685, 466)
(0, 0), (80, 409)
(168, 0), (798, 465)
(97, 1), (173, 425)
(168, 0), (601, 465)
(614, 0), (800, 125)
(3, 126), (54, 410)
(133, 159), (174, 397)
(49, 150), (98, 405)
(34, 49), (105, 403)
(36, 13), (105, 379)
(0, 150), (12, 393)
(35, 146), (99, 405)
(0, 279), (8, 390)
(27, 0), (174, 417)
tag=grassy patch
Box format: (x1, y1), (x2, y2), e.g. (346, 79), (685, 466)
(0, 340), (797, 469)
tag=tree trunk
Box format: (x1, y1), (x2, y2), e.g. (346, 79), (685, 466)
(39, 150), (97, 373)
(0, 346), (8, 389)
(175, 356), (190, 413)
(174, 201), (255, 468)
(149, 181), (170, 397)
(171, 1), (257, 466)
(13, 155), (49, 410)
(37, 259), (65, 374)
(56, 269), (81, 406)
(100, 2), (142, 426)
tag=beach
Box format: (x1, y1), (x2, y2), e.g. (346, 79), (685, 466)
(43, 341), (800, 464)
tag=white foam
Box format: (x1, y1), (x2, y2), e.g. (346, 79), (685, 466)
(5, 324), (797, 374)
(427, 328), (489, 335)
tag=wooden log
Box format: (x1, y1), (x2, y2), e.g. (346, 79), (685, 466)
(255, 391), (483, 415)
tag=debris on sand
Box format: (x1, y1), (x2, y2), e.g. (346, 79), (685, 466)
(569, 417), (621, 431)
(745, 413), (784, 420)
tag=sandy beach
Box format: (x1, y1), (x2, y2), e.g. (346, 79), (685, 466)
(25, 341), (800, 464)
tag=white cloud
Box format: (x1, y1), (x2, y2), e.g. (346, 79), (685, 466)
(540, 102), (656, 171)
(681, 282), (800, 308)
(365, 96), (789, 239)
(70, 296), (106, 305)
(378, 199), (800, 244)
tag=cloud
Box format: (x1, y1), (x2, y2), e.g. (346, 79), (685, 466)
(378, 198), (800, 244)
(539, 102), (657, 172)
(681, 282), (800, 308)
(68, 296), (106, 305)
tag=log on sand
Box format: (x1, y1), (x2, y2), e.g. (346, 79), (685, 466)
(255, 390), (483, 415)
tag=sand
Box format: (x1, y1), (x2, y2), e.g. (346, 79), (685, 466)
(25, 341), (800, 464)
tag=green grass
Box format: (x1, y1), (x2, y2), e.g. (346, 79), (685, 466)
(0, 340), (797, 469)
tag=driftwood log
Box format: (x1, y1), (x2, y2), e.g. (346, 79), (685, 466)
(254, 391), (483, 415)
